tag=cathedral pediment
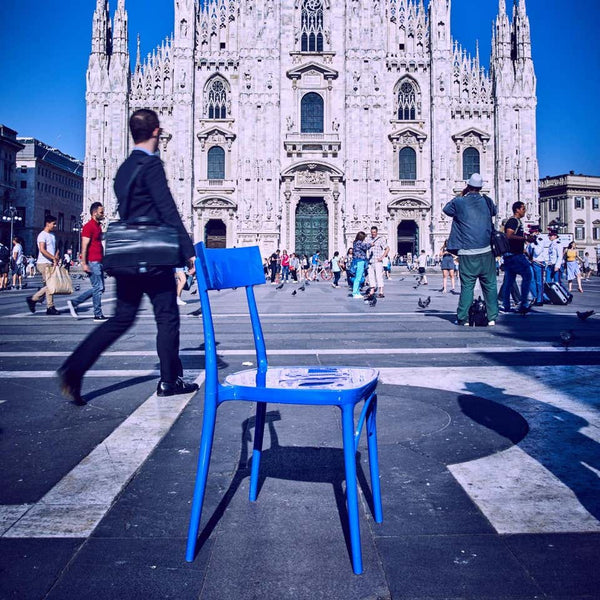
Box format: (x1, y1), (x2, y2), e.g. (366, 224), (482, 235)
(281, 159), (344, 179)
(451, 127), (491, 144)
(197, 126), (236, 150)
(286, 62), (339, 82)
(389, 127), (428, 150)
(193, 195), (237, 210)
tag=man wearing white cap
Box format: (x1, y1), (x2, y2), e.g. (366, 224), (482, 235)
(443, 173), (499, 326)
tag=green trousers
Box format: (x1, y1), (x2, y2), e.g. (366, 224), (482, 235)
(457, 251), (498, 324)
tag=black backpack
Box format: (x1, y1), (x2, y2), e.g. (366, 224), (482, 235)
(0, 244), (10, 265)
(468, 296), (488, 327)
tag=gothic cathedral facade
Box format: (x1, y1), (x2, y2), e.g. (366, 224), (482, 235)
(85, 0), (538, 257)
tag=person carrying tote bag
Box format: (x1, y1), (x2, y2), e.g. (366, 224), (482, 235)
(56, 109), (199, 406)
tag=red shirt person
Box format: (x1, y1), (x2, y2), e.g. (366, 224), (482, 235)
(66, 202), (107, 322)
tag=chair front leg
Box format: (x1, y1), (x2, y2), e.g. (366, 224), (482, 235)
(366, 394), (383, 523)
(341, 403), (363, 575)
(249, 401), (267, 502)
(186, 397), (218, 562)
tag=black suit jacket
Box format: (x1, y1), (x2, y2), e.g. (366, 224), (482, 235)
(113, 150), (195, 263)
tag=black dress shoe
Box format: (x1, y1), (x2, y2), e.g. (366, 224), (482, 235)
(46, 306), (60, 315)
(56, 367), (86, 406)
(26, 296), (36, 313)
(156, 377), (199, 397)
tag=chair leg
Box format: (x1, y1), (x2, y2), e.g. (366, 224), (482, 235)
(185, 398), (218, 562)
(249, 401), (267, 502)
(366, 394), (383, 523)
(341, 404), (363, 575)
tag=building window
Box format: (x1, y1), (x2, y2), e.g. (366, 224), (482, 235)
(593, 197), (599, 210)
(301, 0), (324, 52)
(593, 226), (600, 240)
(574, 196), (585, 209)
(58, 212), (64, 232)
(397, 80), (417, 120)
(549, 198), (558, 212)
(398, 147), (417, 180)
(300, 92), (324, 133)
(20, 166), (27, 173)
(70, 216), (77, 232)
(462, 147), (480, 181)
(206, 77), (228, 119)
(20, 180), (27, 188)
(207, 146), (225, 180)
(575, 226), (585, 240)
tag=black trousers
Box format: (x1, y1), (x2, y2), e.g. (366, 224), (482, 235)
(62, 269), (182, 383)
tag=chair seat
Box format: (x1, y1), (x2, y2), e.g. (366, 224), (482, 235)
(223, 366), (378, 405)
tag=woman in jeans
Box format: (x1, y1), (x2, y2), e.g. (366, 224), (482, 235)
(352, 232), (371, 298)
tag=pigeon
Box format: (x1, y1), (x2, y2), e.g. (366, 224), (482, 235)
(559, 330), (575, 349)
(397, 277), (405, 282)
(576, 310), (595, 321)
(418, 296), (431, 309)
(368, 295), (377, 307)
(291, 290), (297, 296)
(276, 283), (284, 290)
(299, 285), (305, 292)
(190, 308), (202, 316)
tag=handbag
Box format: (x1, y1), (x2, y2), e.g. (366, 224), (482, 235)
(45, 265), (74, 295)
(104, 157), (182, 276)
(484, 195), (510, 257)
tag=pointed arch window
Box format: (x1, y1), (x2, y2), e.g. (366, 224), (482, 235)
(462, 147), (480, 181)
(397, 80), (417, 120)
(207, 146), (225, 180)
(399, 147), (417, 180)
(301, 92), (324, 133)
(206, 78), (228, 119)
(301, 0), (324, 52)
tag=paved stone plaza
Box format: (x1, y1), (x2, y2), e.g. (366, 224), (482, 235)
(0, 270), (599, 599)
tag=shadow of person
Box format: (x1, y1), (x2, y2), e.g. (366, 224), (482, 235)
(191, 409), (373, 562)
(460, 381), (600, 522)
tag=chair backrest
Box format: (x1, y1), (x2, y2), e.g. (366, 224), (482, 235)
(194, 242), (268, 394)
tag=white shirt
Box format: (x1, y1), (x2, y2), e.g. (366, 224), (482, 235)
(418, 254), (427, 268)
(12, 243), (24, 265)
(37, 231), (56, 264)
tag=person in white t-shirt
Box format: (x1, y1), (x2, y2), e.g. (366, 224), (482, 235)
(11, 236), (25, 290)
(26, 215), (60, 315)
(417, 249), (428, 285)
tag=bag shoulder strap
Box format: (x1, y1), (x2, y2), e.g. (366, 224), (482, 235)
(482, 195), (497, 231)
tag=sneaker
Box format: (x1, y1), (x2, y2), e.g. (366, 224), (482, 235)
(352, 294), (363, 299)
(377, 293), (385, 298)
(67, 300), (78, 319)
(26, 296), (36, 313)
(46, 306), (60, 316)
(176, 297), (187, 306)
(487, 320), (496, 326)
(93, 315), (108, 323)
(453, 320), (469, 326)
(499, 307), (514, 314)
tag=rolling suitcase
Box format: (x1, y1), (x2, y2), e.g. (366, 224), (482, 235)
(544, 281), (572, 305)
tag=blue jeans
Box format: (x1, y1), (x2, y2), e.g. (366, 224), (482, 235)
(502, 254), (532, 310)
(72, 262), (105, 317)
(281, 265), (290, 281)
(352, 260), (366, 295)
(531, 262), (545, 303)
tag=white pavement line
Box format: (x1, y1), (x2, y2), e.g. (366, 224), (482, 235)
(0, 346), (599, 361)
(379, 365), (600, 535)
(2, 373), (204, 538)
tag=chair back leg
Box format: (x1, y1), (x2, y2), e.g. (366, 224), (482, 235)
(341, 403), (363, 575)
(249, 401), (267, 502)
(366, 394), (383, 523)
(186, 398), (218, 562)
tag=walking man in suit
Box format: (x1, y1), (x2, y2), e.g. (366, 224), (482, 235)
(57, 109), (199, 405)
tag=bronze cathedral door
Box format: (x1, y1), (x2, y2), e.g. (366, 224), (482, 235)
(295, 197), (328, 257)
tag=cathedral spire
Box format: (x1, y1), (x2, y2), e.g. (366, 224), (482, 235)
(135, 33), (141, 70)
(112, 0), (129, 56)
(91, 0), (110, 55)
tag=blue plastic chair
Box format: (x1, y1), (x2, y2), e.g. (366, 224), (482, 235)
(185, 243), (382, 574)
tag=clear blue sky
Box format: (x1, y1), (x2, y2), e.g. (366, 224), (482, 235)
(1, 0), (598, 177)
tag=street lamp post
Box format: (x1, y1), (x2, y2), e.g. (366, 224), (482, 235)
(2, 206), (23, 244)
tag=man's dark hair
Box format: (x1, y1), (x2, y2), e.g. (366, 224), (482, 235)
(90, 202), (103, 215)
(45, 214), (57, 225)
(512, 201), (525, 214)
(371, 226), (378, 232)
(129, 109), (160, 144)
